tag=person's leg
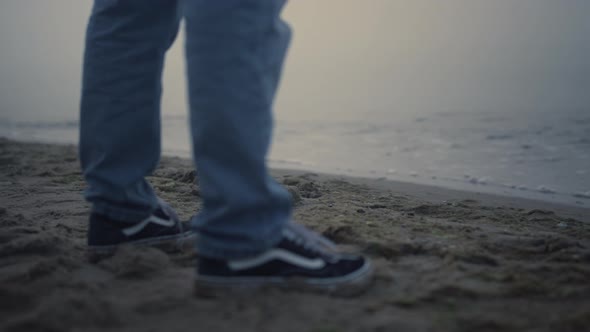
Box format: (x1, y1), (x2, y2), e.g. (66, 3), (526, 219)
(182, 0), (293, 259)
(80, 0), (181, 222)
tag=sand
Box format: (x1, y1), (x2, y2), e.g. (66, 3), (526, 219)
(1, 138), (589, 332)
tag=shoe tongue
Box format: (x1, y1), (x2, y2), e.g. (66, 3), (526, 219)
(276, 236), (319, 259)
(284, 222), (338, 253)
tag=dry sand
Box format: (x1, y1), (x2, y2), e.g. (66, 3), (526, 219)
(1, 138), (589, 332)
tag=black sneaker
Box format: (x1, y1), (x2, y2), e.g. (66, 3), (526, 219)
(87, 199), (195, 262)
(194, 223), (373, 297)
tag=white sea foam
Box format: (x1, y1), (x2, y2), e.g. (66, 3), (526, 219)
(537, 185), (556, 194)
(573, 191), (590, 199)
(468, 176), (490, 185)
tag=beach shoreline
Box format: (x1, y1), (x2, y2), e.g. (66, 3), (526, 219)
(1, 138), (589, 332)
(270, 168), (590, 224)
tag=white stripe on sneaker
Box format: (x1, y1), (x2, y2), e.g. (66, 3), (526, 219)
(122, 214), (175, 236)
(228, 248), (326, 271)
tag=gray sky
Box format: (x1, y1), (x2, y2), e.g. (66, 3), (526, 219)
(1, 0), (589, 123)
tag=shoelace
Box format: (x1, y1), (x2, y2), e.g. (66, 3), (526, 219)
(285, 222), (338, 254)
(156, 198), (182, 231)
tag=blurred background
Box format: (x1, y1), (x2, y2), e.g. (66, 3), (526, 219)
(0, 0), (589, 206)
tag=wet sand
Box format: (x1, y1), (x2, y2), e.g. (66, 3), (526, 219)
(1, 138), (589, 332)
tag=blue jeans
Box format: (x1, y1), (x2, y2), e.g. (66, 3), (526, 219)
(79, 0), (292, 259)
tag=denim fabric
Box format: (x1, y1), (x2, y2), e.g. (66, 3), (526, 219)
(80, 0), (292, 259)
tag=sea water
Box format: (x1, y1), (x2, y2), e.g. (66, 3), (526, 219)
(1, 1), (589, 207)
